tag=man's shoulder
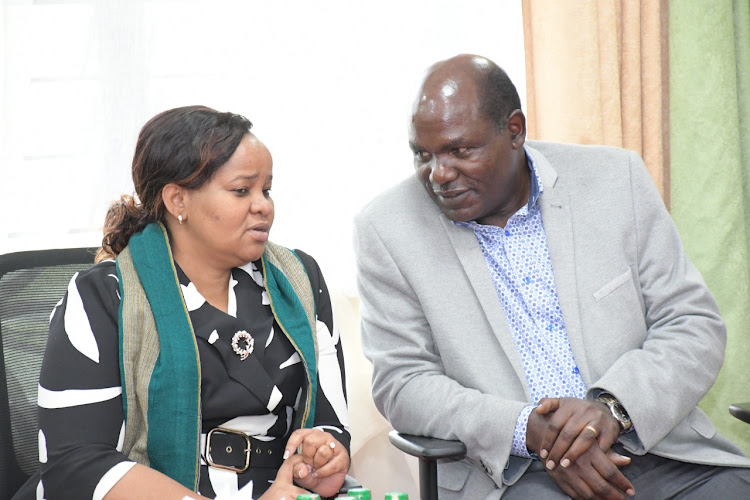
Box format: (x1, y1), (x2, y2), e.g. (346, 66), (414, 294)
(356, 175), (434, 222)
(526, 140), (643, 188)
(527, 140), (636, 162)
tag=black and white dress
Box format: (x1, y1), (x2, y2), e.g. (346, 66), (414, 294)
(32, 250), (350, 500)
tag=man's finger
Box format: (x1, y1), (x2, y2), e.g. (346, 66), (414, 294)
(555, 423), (600, 469)
(591, 449), (634, 497)
(535, 397), (562, 415)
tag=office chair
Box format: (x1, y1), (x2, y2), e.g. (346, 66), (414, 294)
(729, 403), (750, 424)
(388, 430), (466, 500)
(0, 247), (97, 499)
(0, 247), (361, 499)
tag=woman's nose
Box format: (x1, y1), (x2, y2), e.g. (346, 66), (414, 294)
(250, 195), (273, 215)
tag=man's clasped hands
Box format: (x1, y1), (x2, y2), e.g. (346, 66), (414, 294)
(528, 397), (636, 499)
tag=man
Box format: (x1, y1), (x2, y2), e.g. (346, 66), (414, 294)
(353, 54), (750, 499)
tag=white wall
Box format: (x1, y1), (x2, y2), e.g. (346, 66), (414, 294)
(1, 0), (525, 295)
(1, 1), (526, 496)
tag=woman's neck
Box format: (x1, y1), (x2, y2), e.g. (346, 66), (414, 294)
(172, 248), (232, 313)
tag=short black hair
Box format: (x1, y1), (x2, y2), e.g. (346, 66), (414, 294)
(476, 64), (522, 132)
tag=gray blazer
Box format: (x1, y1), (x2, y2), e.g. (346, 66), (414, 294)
(353, 141), (750, 499)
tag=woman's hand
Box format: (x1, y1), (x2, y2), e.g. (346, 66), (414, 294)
(256, 453), (311, 500)
(283, 428), (350, 498)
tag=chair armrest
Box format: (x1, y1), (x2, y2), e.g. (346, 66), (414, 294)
(729, 403), (750, 424)
(388, 430), (467, 460)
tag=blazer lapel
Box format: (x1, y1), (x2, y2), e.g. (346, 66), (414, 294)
(530, 146), (593, 385)
(440, 216), (528, 386)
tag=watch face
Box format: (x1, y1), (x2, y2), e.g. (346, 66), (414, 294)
(599, 394), (631, 430)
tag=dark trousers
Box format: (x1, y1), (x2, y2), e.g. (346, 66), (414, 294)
(503, 444), (750, 499)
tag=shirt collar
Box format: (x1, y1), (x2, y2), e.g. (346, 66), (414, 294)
(525, 145), (543, 210)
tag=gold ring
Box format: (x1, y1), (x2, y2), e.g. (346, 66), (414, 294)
(585, 424), (598, 437)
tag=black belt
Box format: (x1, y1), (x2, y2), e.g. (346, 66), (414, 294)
(205, 427), (286, 473)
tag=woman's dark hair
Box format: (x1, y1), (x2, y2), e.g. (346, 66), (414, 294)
(97, 105), (253, 261)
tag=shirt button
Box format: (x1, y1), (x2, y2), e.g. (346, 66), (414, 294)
(547, 323), (554, 331)
(523, 277), (531, 284)
(572, 366), (580, 374)
(505, 230), (511, 236)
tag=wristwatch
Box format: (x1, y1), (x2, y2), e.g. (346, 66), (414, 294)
(596, 393), (632, 435)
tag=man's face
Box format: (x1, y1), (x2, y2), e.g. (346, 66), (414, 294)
(409, 86), (526, 227)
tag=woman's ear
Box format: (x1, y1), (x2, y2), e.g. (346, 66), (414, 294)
(162, 183), (186, 222)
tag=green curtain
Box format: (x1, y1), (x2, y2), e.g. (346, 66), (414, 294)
(670, 0), (750, 454)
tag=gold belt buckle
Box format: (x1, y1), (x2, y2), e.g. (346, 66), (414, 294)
(206, 427), (251, 473)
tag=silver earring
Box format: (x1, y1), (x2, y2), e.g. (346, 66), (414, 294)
(178, 214), (183, 225)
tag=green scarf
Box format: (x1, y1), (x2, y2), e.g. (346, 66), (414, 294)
(116, 222), (317, 490)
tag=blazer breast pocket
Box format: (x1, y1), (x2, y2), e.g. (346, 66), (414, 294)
(593, 268), (634, 302)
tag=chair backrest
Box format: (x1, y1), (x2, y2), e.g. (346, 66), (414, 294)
(0, 248), (96, 499)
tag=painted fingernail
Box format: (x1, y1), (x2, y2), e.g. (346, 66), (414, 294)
(546, 460), (555, 470)
(283, 449), (290, 459)
(539, 449), (548, 459)
(560, 458), (570, 468)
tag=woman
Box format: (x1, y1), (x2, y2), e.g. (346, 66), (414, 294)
(26, 106), (350, 499)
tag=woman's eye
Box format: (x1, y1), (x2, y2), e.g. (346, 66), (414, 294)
(233, 188), (249, 195)
(263, 188), (272, 197)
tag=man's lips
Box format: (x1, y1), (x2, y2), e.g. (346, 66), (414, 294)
(434, 188), (468, 198)
(433, 187), (472, 206)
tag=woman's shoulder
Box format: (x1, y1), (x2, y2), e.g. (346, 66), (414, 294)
(263, 243), (322, 280)
(70, 259), (121, 308)
(76, 259), (117, 282)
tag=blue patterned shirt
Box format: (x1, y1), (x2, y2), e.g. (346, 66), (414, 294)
(457, 149), (588, 458)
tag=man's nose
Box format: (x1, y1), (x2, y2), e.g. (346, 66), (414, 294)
(429, 158), (458, 185)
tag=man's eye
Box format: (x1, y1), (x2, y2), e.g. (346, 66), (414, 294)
(454, 147), (470, 155)
(263, 188), (272, 198)
(414, 151), (431, 161)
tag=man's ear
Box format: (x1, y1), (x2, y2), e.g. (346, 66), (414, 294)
(162, 183), (186, 220)
(507, 109), (527, 148)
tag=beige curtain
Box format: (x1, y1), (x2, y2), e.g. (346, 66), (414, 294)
(522, 0), (670, 205)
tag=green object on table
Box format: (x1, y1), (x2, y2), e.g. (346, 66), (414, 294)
(385, 493), (409, 500)
(295, 495), (321, 500)
(347, 488), (372, 499)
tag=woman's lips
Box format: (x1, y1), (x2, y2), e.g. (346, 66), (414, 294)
(248, 223), (270, 242)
